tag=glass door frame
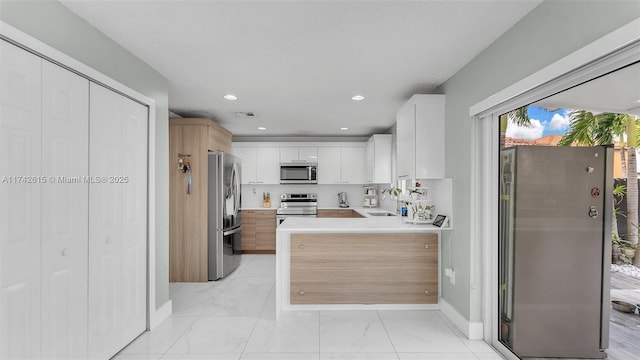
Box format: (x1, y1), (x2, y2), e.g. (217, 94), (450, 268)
(472, 20), (640, 359)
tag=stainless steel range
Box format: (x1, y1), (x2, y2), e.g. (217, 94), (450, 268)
(277, 193), (318, 226)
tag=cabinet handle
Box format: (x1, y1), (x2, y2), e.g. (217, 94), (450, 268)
(256, 181), (264, 184)
(424, 289), (431, 295)
(61, 248), (69, 257)
(248, 182), (256, 184)
(424, 244), (429, 249)
(106, 237), (112, 244)
(299, 290), (305, 295)
(298, 244), (305, 249)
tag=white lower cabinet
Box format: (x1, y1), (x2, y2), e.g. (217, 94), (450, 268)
(0, 40), (147, 360)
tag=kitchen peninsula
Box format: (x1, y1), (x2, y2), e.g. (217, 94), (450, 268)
(275, 209), (450, 318)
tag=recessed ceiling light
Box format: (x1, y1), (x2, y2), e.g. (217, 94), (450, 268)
(257, 126), (266, 131)
(340, 127), (349, 131)
(224, 94), (238, 101)
(635, 99), (640, 103)
(351, 95), (365, 101)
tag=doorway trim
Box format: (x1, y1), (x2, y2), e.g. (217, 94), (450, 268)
(470, 16), (640, 356)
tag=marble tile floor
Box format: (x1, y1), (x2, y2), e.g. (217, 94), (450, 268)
(115, 255), (504, 360)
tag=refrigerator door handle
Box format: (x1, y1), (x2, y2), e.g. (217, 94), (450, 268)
(223, 226), (242, 236)
(231, 161), (240, 217)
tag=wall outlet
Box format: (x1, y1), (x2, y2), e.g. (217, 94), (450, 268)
(450, 270), (456, 285)
(445, 268), (452, 277)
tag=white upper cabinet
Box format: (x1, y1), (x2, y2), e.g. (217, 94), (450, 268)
(256, 147), (280, 184)
(365, 134), (392, 184)
(280, 146), (318, 163)
(396, 95), (445, 180)
(340, 146), (366, 184)
(233, 146), (279, 184)
(318, 146), (365, 184)
(318, 147), (341, 184)
(298, 147), (318, 162)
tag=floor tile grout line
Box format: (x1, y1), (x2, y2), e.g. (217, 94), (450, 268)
(159, 316), (200, 358)
(238, 280), (276, 357)
(376, 310), (401, 360)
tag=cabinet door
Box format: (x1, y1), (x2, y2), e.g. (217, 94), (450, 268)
(279, 147), (298, 162)
(298, 147), (318, 162)
(317, 147), (341, 184)
(365, 137), (375, 183)
(415, 97), (445, 179)
(233, 147), (256, 184)
(255, 211), (276, 251)
(371, 135), (392, 184)
(290, 233), (438, 304)
(396, 104), (416, 179)
(341, 147), (365, 184)
(241, 210), (256, 250)
(88, 83), (123, 359)
(0, 40), (43, 360)
(41, 60), (89, 359)
(256, 147), (280, 184)
(120, 97), (147, 345)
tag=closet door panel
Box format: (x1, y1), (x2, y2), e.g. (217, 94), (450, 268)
(40, 60), (89, 359)
(0, 40), (42, 359)
(88, 83), (123, 359)
(120, 97), (148, 342)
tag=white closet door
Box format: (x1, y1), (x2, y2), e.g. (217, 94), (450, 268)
(40, 60), (89, 359)
(88, 83), (123, 359)
(120, 97), (148, 343)
(0, 40), (43, 359)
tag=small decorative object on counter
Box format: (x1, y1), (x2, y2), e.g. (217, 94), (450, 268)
(263, 192), (271, 208)
(401, 204), (408, 216)
(381, 186), (403, 213)
(363, 185), (379, 208)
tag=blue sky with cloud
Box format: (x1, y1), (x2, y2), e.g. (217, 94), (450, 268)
(505, 106), (570, 139)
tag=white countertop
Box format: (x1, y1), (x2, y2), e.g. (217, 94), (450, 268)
(277, 207), (450, 232)
(240, 207), (277, 210)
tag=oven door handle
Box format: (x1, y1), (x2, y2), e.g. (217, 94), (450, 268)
(223, 226), (242, 236)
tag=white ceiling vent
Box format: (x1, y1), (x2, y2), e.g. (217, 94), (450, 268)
(235, 112), (256, 119)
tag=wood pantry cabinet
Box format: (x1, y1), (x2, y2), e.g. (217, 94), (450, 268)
(290, 233), (438, 304)
(169, 118), (232, 282)
(0, 40), (148, 360)
(317, 209), (364, 218)
(241, 210), (276, 253)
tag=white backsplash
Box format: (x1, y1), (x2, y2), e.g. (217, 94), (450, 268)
(241, 184), (371, 209)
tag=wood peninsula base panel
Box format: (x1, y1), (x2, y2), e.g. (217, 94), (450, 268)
(290, 233), (438, 304)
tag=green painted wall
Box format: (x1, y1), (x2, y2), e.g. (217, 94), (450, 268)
(438, 0), (640, 322)
(0, 0), (171, 309)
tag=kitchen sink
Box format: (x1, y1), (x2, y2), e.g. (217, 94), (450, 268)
(367, 212), (396, 217)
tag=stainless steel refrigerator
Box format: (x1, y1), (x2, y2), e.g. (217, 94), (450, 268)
(208, 151), (242, 280)
(499, 146), (612, 359)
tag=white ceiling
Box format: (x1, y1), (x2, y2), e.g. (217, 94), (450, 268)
(60, 0), (542, 137)
(535, 61), (640, 116)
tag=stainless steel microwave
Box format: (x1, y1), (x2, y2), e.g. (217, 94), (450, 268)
(280, 163), (317, 184)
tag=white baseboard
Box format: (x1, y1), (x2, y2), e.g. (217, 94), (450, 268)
(440, 297), (483, 340)
(150, 300), (172, 330)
